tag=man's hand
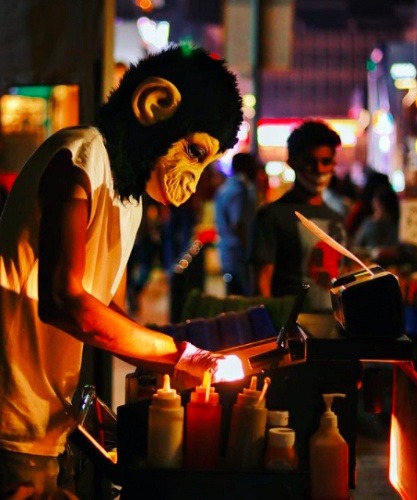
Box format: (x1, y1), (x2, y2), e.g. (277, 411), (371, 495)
(172, 342), (244, 390)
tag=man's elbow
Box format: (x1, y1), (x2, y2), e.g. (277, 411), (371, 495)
(38, 285), (80, 325)
(38, 291), (64, 324)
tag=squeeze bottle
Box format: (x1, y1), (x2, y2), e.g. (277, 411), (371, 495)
(147, 374), (184, 469)
(184, 369), (222, 470)
(225, 376), (270, 470)
(309, 393), (349, 500)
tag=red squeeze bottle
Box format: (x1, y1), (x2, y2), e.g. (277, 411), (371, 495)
(184, 369), (222, 470)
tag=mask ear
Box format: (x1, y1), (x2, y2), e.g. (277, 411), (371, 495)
(131, 77), (182, 126)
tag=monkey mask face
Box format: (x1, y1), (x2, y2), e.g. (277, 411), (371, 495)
(97, 45), (243, 204)
(130, 76), (223, 206)
(146, 132), (222, 206)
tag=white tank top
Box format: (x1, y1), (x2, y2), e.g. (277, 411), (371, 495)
(0, 126), (142, 455)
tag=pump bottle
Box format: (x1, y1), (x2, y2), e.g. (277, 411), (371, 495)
(225, 376), (270, 470)
(147, 374), (184, 469)
(184, 369), (222, 470)
(309, 393), (349, 500)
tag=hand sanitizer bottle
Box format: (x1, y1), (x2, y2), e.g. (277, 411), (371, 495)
(309, 393), (349, 500)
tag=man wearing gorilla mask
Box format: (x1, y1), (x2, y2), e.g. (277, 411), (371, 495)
(0, 45), (244, 495)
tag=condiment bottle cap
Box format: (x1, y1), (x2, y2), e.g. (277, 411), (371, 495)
(268, 410), (289, 427)
(152, 374), (181, 408)
(268, 427), (295, 448)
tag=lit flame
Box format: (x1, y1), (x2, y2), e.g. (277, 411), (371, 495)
(215, 355), (244, 382)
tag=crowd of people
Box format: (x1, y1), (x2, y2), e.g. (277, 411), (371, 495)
(129, 118), (408, 313)
(103, 56), (412, 318)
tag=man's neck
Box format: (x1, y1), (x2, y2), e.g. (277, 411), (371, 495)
(291, 183), (324, 205)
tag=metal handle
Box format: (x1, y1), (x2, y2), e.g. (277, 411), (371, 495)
(277, 283), (310, 348)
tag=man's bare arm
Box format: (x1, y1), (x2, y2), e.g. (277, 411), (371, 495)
(37, 150), (181, 373)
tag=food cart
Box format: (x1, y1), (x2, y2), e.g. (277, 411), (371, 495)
(72, 307), (414, 499)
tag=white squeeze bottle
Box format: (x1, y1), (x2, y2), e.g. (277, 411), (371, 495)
(147, 374), (184, 469)
(309, 393), (349, 500)
(225, 376), (270, 470)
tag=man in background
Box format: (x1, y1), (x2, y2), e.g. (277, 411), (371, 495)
(249, 119), (345, 311)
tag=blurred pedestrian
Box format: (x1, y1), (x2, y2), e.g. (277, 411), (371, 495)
(353, 184), (416, 267)
(214, 152), (258, 296)
(323, 172), (356, 217)
(162, 197), (198, 273)
(354, 184), (399, 249)
(345, 170), (391, 244)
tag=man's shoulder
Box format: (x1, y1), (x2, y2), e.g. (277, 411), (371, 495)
(258, 192), (296, 213)
(49, 126), (107, 161)
(52, 125), (102, 144)
(313, 202), (344, 221)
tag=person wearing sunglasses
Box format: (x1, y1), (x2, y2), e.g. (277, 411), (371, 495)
(249, 119), (346, 312)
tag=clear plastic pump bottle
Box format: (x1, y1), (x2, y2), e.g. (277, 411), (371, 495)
(309, 393), (349, 500)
